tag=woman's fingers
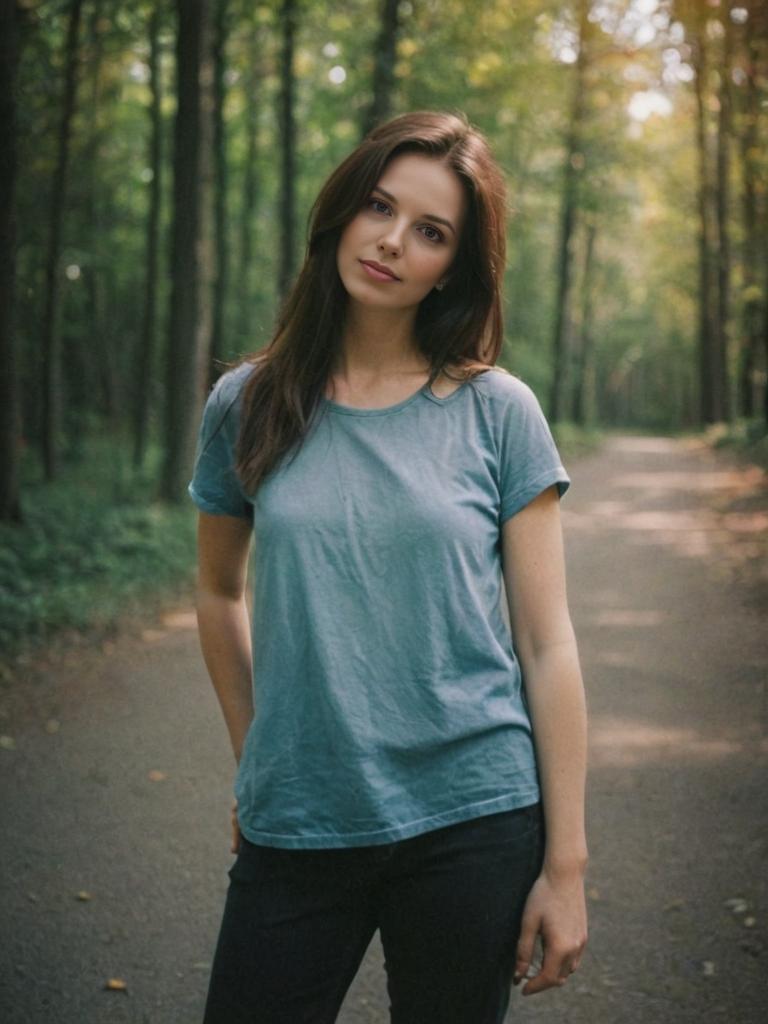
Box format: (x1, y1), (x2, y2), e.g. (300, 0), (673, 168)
(520, 936), (587, 995)
(513, 910), (539, 986)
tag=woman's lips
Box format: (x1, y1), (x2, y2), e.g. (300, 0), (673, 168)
(359, 260), (400, 282)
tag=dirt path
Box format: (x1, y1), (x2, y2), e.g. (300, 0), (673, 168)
(1, 435), (766, 1024)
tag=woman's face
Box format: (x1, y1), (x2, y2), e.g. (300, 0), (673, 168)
(336, 152), (466, 312)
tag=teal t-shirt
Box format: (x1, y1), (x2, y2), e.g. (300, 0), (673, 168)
(188, 362), (570, 849)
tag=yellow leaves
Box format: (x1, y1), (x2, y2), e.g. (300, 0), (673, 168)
(467, 51), (505, 88)
(399, 37), (419, 59)
(104, 978), (128, 992)
(148, 769), (167, 782)
(76, 891), (92, 901)
(0, 735), (15, 750)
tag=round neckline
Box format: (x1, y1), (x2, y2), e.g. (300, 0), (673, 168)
(322, 379), (469, 417)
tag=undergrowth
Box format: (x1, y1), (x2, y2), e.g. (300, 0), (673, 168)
(0, 436), (197, 667)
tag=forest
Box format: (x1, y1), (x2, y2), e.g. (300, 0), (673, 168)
(1, 0), (767, 651)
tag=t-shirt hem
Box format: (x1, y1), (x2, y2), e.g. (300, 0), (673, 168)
(500, 467), (570, 524)
(237, 788), (542, 850)
(187, 482), (251, 519)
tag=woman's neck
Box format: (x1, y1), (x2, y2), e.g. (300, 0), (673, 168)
(335, 304), (426, 380)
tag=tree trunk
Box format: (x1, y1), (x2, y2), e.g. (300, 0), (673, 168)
(714, 1), (733, 422)
(691, 18), (720, 425)
(361, 0), (401, 138)
(277, 0), (297, 302)
(572, 219), (597, 426)
(40, 0), (83, 480)
(736, 0), (762, 419)
(236, 15), (262, 347)
(209, 0), (229, 387)
(133, 4), (163, 469)
(80, 2), (119, 436)
(0, 0), (22, 522)
(161, 0), (214, 503)
(549, 0), (589, 423)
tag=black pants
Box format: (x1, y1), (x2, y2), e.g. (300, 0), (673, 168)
(203, 802), (545, 1024)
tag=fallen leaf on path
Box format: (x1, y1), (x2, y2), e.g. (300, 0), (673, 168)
(701, 961), (716, 977)
(104, 978), (127, 992)
(663, 898), (685, 912)
(0, 735), (16, 750)
(45, 719), (60, 734)
(587, 887), (600, 901)
(724, 897), (748, 914)
(76, 891), (92, 901)
(743, 916), (757, 928)
(148, 770), (167, 782)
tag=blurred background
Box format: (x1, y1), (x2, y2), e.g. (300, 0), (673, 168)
(1, 0), (767, 658)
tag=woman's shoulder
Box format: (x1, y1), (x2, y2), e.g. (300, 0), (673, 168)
(469, 365), (544, 412)
(206, 359), (260, 417)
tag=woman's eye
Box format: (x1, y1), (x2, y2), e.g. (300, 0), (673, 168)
(422, 225), (443, 243)
(369, 198), (390, 214)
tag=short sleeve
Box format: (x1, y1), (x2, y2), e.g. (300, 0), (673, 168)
(496, 377), (570, 524)
(188, 371), (253, 520)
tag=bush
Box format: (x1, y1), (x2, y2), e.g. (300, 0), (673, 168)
(0, 437), (198, 662)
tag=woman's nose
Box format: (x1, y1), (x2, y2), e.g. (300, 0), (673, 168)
(378, 220), (405, 255)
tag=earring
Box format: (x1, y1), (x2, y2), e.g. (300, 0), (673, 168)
(435, 279), (446, 292)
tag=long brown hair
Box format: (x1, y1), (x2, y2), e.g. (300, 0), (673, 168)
(234, 110), (508, 494)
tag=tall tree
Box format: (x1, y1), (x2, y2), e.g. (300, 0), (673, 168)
(715, 0), (734, 422)
(571, 218), (597, 426)
(549, 0), (590, 423)
(161, 0), (214, 502)
(236, 12), (262, 347)
(81, 1), (118, 430)
(40, 0), (83, 480)
(361, 0), (402, 138)
(684, 0), (731, 424)
(277, 0), (297, 301)
(736, 0), (763, 418)
(133, 4), (164, 469)
(209, 0), (230, 385)
(0, 0), (21, 521)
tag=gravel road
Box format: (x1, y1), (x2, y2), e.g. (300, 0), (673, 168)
(1, 433), (766, 1024)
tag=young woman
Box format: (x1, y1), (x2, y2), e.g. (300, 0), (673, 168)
(189, 110), (588, 1024)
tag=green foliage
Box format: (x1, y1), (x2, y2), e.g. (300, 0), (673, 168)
(705, 419), (768, 470)
(0, 439), (197, 659)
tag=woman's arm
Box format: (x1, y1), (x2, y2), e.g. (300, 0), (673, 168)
(195, 511), (255, 766)
(501, 484), (588, 996)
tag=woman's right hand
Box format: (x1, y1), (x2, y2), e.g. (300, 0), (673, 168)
(231, 799), (241, 854)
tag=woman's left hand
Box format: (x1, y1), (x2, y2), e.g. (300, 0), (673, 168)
(512, 866), (588, 996)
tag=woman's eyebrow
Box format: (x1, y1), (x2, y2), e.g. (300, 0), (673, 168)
(372, 185), (456, 236)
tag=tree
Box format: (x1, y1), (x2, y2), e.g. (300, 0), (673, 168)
(161, 0), (214, 502)
(133, 4), (164, 468)
(277, 0), (297, 301)
(361, 0), (402, 138)
(549, 0), (591, 423)
(235, 11), (263, 348)
(210, 0), (230, 385)
(40, 0), (84, 480)
(0, 0), (21, 521)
